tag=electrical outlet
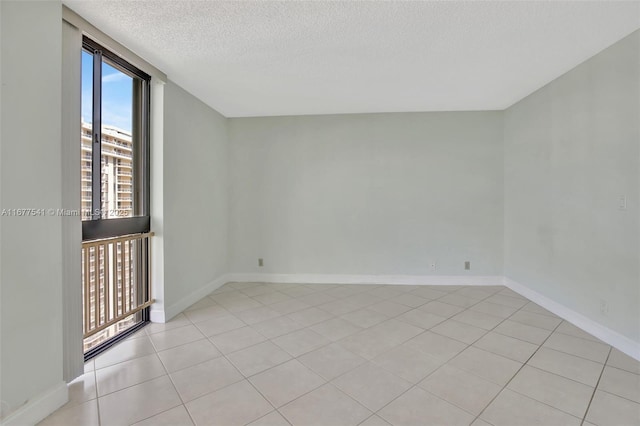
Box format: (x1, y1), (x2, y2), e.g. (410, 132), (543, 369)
(600, 299), (608, 315)
(464, 261), (470, 270)
(619, 195), (627, 211)
(430, 260), (437, 272)
(258, 258), (264, 267)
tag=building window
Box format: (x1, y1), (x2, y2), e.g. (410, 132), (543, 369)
(80, 36), (152, 357)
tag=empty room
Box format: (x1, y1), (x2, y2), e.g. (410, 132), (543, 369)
(1, 1), (639, 425)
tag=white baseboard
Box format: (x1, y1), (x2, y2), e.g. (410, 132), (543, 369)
(1, 381), (68, 426)
(504, 277), (640, 361)
(226, 273), (503, 286)
(149, 307), (167, 323)
(152, 274), (230, 323)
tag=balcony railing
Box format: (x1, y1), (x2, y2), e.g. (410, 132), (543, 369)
(103, 138), (133, 150)
(82, 232), (154, 339)
(101, 147), (133, 161)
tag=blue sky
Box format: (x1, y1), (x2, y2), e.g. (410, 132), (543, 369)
(81, 51), (133, 132)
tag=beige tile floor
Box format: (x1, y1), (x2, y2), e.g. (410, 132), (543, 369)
(40, 282), (640, 426)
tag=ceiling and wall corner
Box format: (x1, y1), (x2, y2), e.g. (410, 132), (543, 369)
(62, 0), (640, 118)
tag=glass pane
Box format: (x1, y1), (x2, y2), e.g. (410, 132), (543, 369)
(83, 311), (142, 353)
(81, 40), (150, 357)
(100, 60), (135, 219)
(81, 50), (93, 221)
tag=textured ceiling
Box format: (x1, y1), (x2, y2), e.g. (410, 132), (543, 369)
(63, 1), (640, 117)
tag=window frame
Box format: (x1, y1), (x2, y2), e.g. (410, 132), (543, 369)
(81, 36), (151, 241)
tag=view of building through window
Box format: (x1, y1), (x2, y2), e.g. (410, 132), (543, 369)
(81, 121), (134, 220)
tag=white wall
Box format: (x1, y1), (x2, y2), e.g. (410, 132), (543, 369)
(162, 81), (229, 313)
(229, 112), (504, 277)
(60, 19), (84, 382)
(504, 30), (640, 343)
(0, 0), (67, 420)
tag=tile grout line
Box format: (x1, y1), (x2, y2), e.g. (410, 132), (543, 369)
(248, 409), (294, 426)
(94, 355), (167, 398)
(471, 319), (567, 424)
(93, 366), (102, 426)
(371, 290), (521, 416)
(274, 377), (371, 423)
(580, 346), (612, 426)
(185, 307), (295, 426)
(324, 290), (495, 421)
(97, 317), (233, 424)
(595, 387), (640, 405)
(357, 414), (378, 425)
(505, 374), (597, 421)
(222, 351), (294, 425)
(372, 290), (542, 423)
(154, 318), (269, 426)
(97, 345), (186, 425)
(158, 349), (200, 426)
(205, 284), (418, 360)
(131, 404), (191, 426)
(98, 335), (217, 376)
(512, 362), (604, 392)
(529, 344), (611, 369)
(196, 302), (331, 375)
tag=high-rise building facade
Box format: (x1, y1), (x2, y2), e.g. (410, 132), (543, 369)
(81, 121), (134, 220)
(81, 121), (138, 351)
